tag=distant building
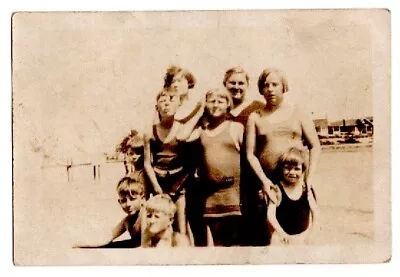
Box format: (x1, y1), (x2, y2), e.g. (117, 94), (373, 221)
(328, 120), (342, 136)
(313, 119), (329, 136)
(327, 117), (373, 136)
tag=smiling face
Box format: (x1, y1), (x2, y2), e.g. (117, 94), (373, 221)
(224, 72), (248, 106)
(261, 72), (284, 107)
(282, 163), (304, 185)
(205, 92), (230, 119)
(118, 192), (142, 215)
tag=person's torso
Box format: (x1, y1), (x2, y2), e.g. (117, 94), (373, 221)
(126, 212), (141, 246)
(150, 125), (187, 171)
(200, 121), (242, 217)
(276, 182), (311, 235)
(256, 104), (304, 175)
(230, 100), (265, 127)
(200, 121), (241, 183)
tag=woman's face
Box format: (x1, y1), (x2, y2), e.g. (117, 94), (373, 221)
(224, 72), (248, 105)
(171, 73), (189, 96)
(156, 93), (181, 119)
(206, 94), (229, 118)
(261, 72), (284, 107)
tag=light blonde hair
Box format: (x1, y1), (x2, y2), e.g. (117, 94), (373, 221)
(205, 88), (234, 113)
(145, 194), (177, 219)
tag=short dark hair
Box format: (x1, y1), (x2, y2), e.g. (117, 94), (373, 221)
(163, 65), (196, 89)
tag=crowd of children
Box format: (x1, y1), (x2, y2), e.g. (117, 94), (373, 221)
(74, 66), (321, 248)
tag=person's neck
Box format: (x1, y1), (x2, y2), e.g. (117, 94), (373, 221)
(151, 226), (173, 247)
(159, 117), (174, 128)
(232, 98), (246, 109)
(265, 100), (283, 112)
(208, 115), (227, 129)
(281, 178), (304, 189)
(231, 99), (250, 116)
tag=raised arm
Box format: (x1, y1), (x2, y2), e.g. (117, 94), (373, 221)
(143, 132), (163, 194)
(176, 100), (205, 141)
(299, 108), (321, 185)
(246, 113), (276, 202)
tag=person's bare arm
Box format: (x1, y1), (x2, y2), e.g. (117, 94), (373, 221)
(176, 101), (205, 141)
(183, 127), (202, 143)
(299, 107), (321, 185)
(290, 191), (319, 244)
(303, 191), (319, 243)
(143, 132), (163, 194)
(72, 218), (127, 248)
(267, 202), (290, 243)
(246, 113), (276, 202)
(229, 122), (244, 151)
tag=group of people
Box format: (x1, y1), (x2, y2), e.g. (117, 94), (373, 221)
(74, 65), (321, 248)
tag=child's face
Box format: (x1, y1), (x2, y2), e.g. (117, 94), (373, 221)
(282, 163), (304, 185)
(262, 72), (284, 106)
(171, 74), (189, 96)
(126, 151), (141, 165)
(145, 209), (173, 235)
(118, 193), (143, 215)
(157, 93), (181, 118)
(206, 94), (229, 118)
(225, 73), (248, 105)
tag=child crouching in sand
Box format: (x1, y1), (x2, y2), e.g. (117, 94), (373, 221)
(141, 194), (191, 247)
(73, 176), (145, 248)
(267, 147), (319, 245)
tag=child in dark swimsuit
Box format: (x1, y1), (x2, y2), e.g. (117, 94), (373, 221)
(144, 87), (192, 236)
(267, 147), (319, 245)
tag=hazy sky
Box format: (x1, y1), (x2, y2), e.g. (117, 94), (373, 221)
(13, 11), (377, 160)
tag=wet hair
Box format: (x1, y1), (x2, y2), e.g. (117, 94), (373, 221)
(257, 67), (289, 95)
(223, 67), (250, 87)
(117, 176), (145, 198)
(276, 147), (308, 176)
(163, 65), (196, 89)
(145, 194), (176, 219)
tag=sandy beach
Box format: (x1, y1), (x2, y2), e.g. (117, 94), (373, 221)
(13, 147), (374, 264)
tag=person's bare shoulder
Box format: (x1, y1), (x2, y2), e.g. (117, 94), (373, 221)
(172, 232), (191, 247)
(231, 121), (244, 134)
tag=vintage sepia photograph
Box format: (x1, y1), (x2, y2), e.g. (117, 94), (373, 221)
(12, 9), (391, 265)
